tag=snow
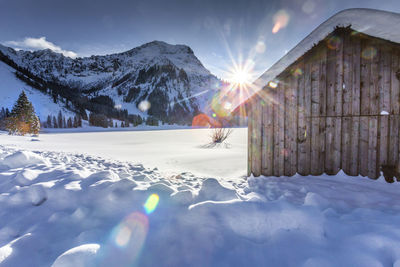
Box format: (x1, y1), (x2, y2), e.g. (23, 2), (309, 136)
(1, 151), (49, 169)
(254, 8), (400, 90)
(51, 244), (100, 267)
(0, 128), (247, 179)
(1, 128), (400, 266)
(381, 110), (389, 115)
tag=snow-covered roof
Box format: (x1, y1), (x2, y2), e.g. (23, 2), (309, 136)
(253, 8), (400, 90)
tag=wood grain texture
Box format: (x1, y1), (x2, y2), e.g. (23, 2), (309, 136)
(249, 28), (400, 181)
(262, 91), (274, 176)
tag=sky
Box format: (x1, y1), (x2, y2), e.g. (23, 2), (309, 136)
(1, 0), (400, 81)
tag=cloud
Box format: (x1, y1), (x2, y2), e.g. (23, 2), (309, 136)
(4, 37), (77, 58)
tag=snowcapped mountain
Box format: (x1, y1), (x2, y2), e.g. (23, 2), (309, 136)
(0, 41), (220, 124)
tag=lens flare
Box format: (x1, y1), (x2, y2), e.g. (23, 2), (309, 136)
(293, 68), (303, 77)
(302, 0), (316, 14)
(113, 212), (149, 248)
(143, 194), (159, 214)
(138, 100), (151, 112)
(100, 212), (149, 266)
(255, 41), (266, 54)
(211, 92), (231, 118)
(115, 225), (132, 247)
(327, 36), (341, 50)
(192, 113), (220, 128)
(268, 81), (278, 88)
(362, 46), (377, 60)
(224, 102), (232, 110)
(272, 10), (290, 34)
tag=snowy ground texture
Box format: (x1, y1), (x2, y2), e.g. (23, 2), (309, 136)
(1, 129), (400, 267)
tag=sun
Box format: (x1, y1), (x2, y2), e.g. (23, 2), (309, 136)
(228, 66), (253, 86)
(231, 69), (251, 85)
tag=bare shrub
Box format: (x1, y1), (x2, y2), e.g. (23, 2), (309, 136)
(211, 128), (233, 144)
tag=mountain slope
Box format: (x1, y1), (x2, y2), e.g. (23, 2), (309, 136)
(0, 60), (73, 120)
(0, 41), (221, 125)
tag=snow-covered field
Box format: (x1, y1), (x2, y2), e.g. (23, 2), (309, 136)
(0, 128), (247, 179)
(1, 128), (400, 267)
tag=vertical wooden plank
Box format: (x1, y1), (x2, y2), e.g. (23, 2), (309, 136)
(262, 92), (274, 176)
(310, 50), (321, 175)
(284, 77), (291, 176)
(350, 35), (361, 176)
(368, 41), (380, 179)
(379, 45), (391, 169)
(319, 46), (327, 174)
(304, 57), (312, 174)
(273, 83), (285, 176)
(389, 115), (400, 168)
(247, 98), (253, 176)
(278, 82), (285, 176)
(325, 38), (336, 174)
(283, 72), (298, 177)
(252, 96), (262, 176)
(290, 69), (298, 175)
(359, 39), (371, 177)
(391, 48), (400, 115)
(297, 60), (308, 175)
(342, 32), (353, 175)
(284, 71), (298, 176)
(389, 49), (400, 175)
(332, 31), (344, 174)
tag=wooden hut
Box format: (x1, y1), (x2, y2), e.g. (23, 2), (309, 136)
(248, 9), (400, 181)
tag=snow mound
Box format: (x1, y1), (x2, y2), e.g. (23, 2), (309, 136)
(171, 190), (195, 205)
(196, 178), (238, 202)
(51, 244), (100, 267)
(2, 151), (48, 169)
(27, 184), (47, 206)
(14, 170), (40, 186)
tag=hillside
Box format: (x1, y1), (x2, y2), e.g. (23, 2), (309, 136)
(0, 61), (73, 120)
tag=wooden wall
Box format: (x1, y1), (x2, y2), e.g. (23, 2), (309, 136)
(248, 28), (400, 181)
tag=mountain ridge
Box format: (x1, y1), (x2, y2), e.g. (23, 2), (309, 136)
(0, 40), (221, 125)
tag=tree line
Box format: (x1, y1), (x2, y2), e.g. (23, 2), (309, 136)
(43, 111), (82, 128)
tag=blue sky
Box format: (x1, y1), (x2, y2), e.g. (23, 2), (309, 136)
(1, 0), (400, 80)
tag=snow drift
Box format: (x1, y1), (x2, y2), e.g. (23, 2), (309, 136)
(1, 144), (400, 266)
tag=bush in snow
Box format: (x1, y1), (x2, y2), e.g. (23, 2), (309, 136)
(5, 91), (40, 135)
(210, 128), (232, 144)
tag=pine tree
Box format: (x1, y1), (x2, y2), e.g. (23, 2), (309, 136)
(0, 108), (5, 119)
(63, 116), (67, 128)
(73, 116), (78, 128)
(53, 116), (58, 128)
(46, 115), (52, 128)
(5, 91), (40, 135)
(58, 111), (63, 129)
(115, 122), (118, 128)
(67, 117), (73, 128)
(78, 115), (82, 127)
